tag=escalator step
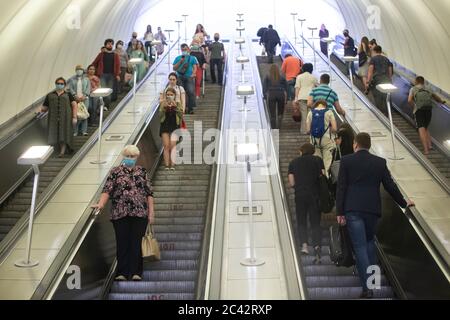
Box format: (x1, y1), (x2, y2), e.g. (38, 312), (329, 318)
(303, 264), (356, 277)
(153, 225), (204, 233)
(308, 286), (395, 300)
(155, 217), (204, 226)
(0, 211), (24, 219)
(108, 293), (194, 300)
(155, 211), (205, 218)
(154, 203), (206, 211)
(306, 275), (389, 288)
(158, 241), (201, 251)
(142, 270), (198, 281)
(0, 218), (18, 226)
(111, 281), (195, 294)
(159, 250), (199, 260)
(155, 232), (203, 242)
(154, 197), (208, 204)
(153, 191), (208, 198)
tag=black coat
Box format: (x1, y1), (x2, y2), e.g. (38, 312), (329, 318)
(263, 29), (281, 48)
(336, 150), (407, 217)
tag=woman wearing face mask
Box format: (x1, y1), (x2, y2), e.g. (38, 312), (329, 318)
(160, 72), (186, 113)
(115, 40), (129, 94)
(154, 27), (167, 56)
(92, 145), (155, 282)
(68, 65), (91, 136)
(131, 41), (149, 82)
(87, 65), (100, 126)
(159, 87), (183, 170)
(40, 77), (78, 157)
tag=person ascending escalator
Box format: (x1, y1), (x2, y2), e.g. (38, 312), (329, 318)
(262, 25), (281, 64)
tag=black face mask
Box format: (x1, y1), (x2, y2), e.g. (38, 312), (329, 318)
(214, 38), (219, 42)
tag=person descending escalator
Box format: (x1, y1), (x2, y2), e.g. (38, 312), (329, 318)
(262, 25), (281, 64)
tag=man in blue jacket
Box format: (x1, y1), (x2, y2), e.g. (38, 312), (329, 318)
(336, 132), (414, 298)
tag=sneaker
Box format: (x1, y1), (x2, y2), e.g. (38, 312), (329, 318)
(115, 275), (127, 281)
(164, 167), (170, 171)
(170, 166), (176, 171)
(83, 133), (88, 136)
(301, 243), (309, 255)
(103, 106), (109, 111)
(131, 275), (142, 281)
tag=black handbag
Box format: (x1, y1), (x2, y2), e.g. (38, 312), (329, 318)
(329, 225), (355, 267)
(319, 175), (334, 213)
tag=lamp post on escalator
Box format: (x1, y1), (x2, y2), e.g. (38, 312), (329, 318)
(15, 146), (53, 268)
(343, 56), (360, 111)
(90, 88), (113, 165)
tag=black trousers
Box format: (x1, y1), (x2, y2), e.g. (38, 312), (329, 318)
(112, 216), (148, 278)
(295, 194), (322, 247)
(267, 90), (285, 129)
(210, 59), (223, 84)
(372, 87), (389, 116)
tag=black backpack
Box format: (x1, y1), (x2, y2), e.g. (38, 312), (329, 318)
(329, 225), (355, 267)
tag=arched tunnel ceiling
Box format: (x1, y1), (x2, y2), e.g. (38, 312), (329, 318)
(0, 0), (449, 126)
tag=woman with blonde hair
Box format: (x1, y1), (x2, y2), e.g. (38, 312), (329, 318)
(93, 145), (155, 281)
(159, 87), (184, 170)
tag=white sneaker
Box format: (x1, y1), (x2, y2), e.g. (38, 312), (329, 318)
(301, 243), (309, 255)
(115, 275), (127, 281)
(132, 275), (142, 281)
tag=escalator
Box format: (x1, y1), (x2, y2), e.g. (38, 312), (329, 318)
(0, 91), (130, 243)
(107, 82), (221, 300)
(257, 55), (395, 299)
(329, 54), (450, 182)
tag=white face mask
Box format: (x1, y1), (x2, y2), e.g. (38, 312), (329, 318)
(167, 95), (175, 102)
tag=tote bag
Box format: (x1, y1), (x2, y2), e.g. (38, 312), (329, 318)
(141, 225), (160, 261)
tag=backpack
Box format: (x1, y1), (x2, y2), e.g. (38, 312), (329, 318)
(329, 225), (355, 267)
(414, 88), (433, 111)
(310, 109), (330, 143)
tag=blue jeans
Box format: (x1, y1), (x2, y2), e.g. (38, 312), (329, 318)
(346, 212), (379, 291)
(287, 79), (296, 101)
(100, 73), (117, 106)
(74, 119), (88, 135)
(179, 76), (196, 112)
(88, 97), (99, 125)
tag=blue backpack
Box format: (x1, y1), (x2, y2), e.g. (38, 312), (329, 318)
(311, 109), (330, 144)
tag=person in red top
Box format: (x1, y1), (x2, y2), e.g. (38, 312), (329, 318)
(281, 51), (303, 102)
(91, 39), (121, 107)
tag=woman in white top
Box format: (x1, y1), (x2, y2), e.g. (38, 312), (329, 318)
(160, 72), (187, 113)
(192, 24), (208, 46)
(295, 63), (319, 134)
(144, 25), (155, 61)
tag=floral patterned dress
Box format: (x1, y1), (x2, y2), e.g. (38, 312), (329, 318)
(102, 165), (153, 221)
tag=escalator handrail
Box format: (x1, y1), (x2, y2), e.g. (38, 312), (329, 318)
(291, 37), (450, 278)
(293, 36), (450, 195)
(195, 54), (229, 299)
(37, 42), (180, 300)
(0, 41), (179, 263)
(249, 42), (307, 299)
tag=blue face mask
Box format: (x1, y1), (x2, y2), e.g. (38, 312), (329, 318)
(182, 51), (189, 56)
(123, 158), (137, 167)
(56, 84), (65, 90)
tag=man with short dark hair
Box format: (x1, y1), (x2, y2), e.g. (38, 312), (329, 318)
(288, 143), (325, 261)
(307, 74), (346, 117)
(281, 51), (302, 101)
(336, 132), (414, 298)
(173, 44), (199, 114)
(342, 29), (357, 76)
(209, 33), (225, 85)
(263, 25), (281, 64)
(366, 45), (393, 115)
(408, 76), (446, 155)
(92, 39), (121, 107)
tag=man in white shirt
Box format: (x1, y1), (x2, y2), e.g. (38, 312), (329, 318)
(295, 63), (318, 134)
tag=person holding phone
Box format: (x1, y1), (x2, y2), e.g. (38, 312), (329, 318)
(159, 88), (184, 170)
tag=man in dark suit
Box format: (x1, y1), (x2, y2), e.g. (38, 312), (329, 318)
(336, 133), (414, 298)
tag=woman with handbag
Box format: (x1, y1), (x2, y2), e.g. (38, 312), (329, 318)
(68, 65), (91, 136)
(92, 145), (155, 282)
(160, 87), (184, 171)
(160, 72), (186, 113)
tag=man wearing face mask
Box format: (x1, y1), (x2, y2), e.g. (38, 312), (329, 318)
(173, 44), (199, 114)
(127, 32), (138, 56)
(92, 39), (121, 108)
(342, 29), (357, 77)
(40, 78), (78, 157)
(68, 65), (91, 136)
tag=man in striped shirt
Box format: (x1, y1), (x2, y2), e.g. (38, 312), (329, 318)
(307, 74), (346, 117)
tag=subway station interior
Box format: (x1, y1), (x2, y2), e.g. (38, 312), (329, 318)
(0, 0), (449, 300)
